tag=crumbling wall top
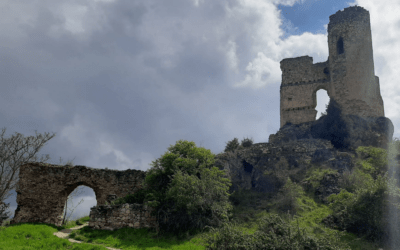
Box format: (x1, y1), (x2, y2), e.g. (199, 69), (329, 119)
(328, 6), (370, 33)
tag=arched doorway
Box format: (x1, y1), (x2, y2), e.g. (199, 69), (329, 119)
(60, 185), (98, 225)
(11, 163), (147, 227)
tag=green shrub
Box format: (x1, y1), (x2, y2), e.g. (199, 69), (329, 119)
(201, 213), (351, 250)
(224, 138), (240, 153)
(241, 137), (254, 148)
(142, 140), (233, 238)
(275, 177), (305, 215)
(224, 137), (254, 153)
(325, 172), (400, 245)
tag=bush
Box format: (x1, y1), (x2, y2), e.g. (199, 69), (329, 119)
(224, 138), (240, 153)
(275, 177), (305, 215)
(137, 140), (233, 238)
(325, 172), (400, 245)
(224, 137), (254, 153)
(201, 213), (351, 250)
(241, 137), (254, 148)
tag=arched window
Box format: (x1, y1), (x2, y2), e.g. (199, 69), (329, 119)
(337, 37), (344, 55)
(315, 89), (330, 119)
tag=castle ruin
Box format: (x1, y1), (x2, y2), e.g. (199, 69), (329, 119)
(7, 5), (389, 231)
(10, 162), (148, 227)
(280, 5), (384, 128)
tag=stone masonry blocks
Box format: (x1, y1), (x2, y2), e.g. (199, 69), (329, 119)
(10, 162), (147, 227)
(280, 5), (384, 127)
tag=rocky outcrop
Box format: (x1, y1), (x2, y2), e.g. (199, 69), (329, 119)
(269, 114), (394, 153)
(213, 114), (394, 203)
(313, 172), (342, 204)
(213, 139), (355, 200)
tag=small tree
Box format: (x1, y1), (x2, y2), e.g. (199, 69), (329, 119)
(240, 137), (254, 148)
(275, 177), (305, 216)
(143, 140), (233, 238)
(224, 136), (254, 153)
(0, 128), (57, 225)
(0, 127), (78, 226)
(224, 138), (240, 153)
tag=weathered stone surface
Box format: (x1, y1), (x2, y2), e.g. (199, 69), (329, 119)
(213, 139), (356, 199)
(269, 115), (394, 152)
(268, 120), (316, 145)
(213, 112), (395, 203)
(88, 202), (157, 231)
(280, 6), (384, 128)
(10, 163), (149, 228)
(269, 114), (394, 152)
(313, 172), (342, 204)
(337, 115), (394, 152)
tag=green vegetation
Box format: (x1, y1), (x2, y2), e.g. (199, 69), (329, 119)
(0, 215), (207, 250)
(223, 136), (254, 153)
(1, 137), (400, 249)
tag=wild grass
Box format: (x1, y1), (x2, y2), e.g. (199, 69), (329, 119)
(0, 214), (209, 249)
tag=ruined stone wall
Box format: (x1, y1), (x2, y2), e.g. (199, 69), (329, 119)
(88, 202), (157, 231)
(10, 162), (148, 228)
(280, 5), (384, 128)
(280, 56), (329, 85)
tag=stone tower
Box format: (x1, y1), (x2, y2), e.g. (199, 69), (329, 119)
(279, 5), (384, 128)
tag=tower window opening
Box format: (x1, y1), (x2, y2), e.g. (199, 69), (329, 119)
(337, 37), (344, 55)
(288, 98), (292, 101)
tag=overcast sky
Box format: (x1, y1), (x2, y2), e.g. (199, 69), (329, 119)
(2, 0), (399, 222)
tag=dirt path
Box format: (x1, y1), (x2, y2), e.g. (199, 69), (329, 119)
(53, 222), (122, 250)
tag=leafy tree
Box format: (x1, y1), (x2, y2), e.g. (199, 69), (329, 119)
(224, 136), (254, 153)
(224, 138), (240, 153)
(326, 169), (400, 246)
(240, 137), (254, 148)
(141, 140), (233, 238)
(275, 177), (305, 215)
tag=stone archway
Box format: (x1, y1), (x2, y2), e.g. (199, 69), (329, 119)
(10, 162), (147, 227)
(59, 183), (99, 225)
